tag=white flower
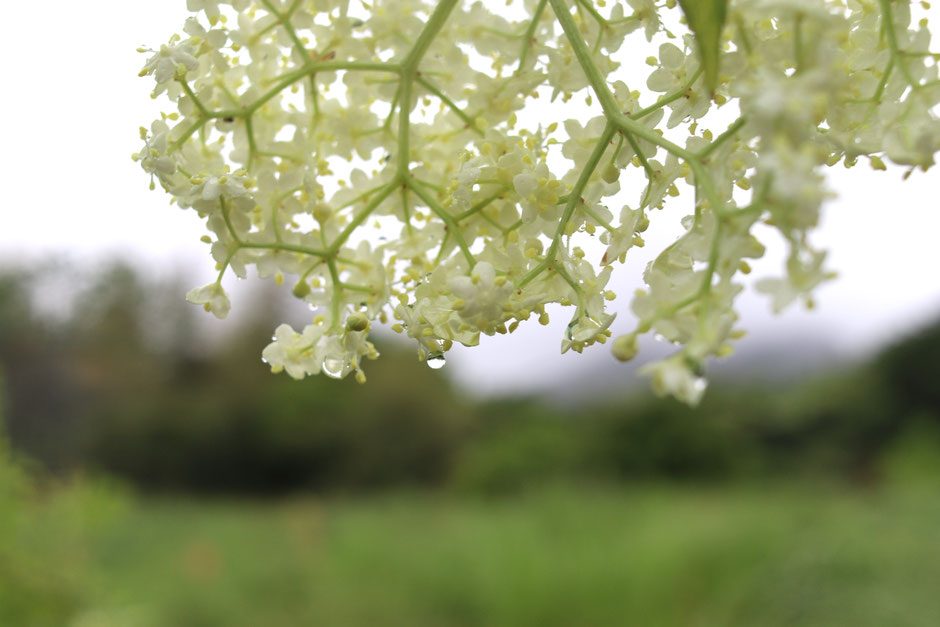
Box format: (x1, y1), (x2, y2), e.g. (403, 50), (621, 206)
(755, 145), (829, 232)
(138, 0), (940, 403)
(262, 324), (324, 379)
(319, 327), (378, 380)
(394, 301), (449, 359)
(627, 0), (661, 41)
(140, 43), (198, 85)
(643, 154), (684, 209)
(601, 206), (645, 265)
(191, 175), (248, 202)
(646, 42), (709, 128)
(641, 354), (707, 405)
(449, 262), (514, 333)
(884, 115), (940, 168)
(561, 312), (616, 354)
(185, 282), (230, 319)
(756, 249), (834, 313)
(135, 121), (176, 182)
(512, 164), (560, 223)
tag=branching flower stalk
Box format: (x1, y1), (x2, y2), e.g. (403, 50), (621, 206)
(136, 0), (940, 404)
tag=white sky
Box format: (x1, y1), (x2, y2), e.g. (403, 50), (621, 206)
(1, 1), (939, 395)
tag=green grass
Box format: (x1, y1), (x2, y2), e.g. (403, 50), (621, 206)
(57, 483), (940, 627)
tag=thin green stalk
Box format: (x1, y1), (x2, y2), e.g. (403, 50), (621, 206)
(697, 118), (747, 160)
(518, 0), (548, 72)
(630, 68), (703, 120)
(329, 181), (399, 255)
(519, 122), (616, 288)
(548, 0), (694, 161)
(456, 188), (507, 222)
(408, 180), (475, 267)
(416, 75), (484, 136)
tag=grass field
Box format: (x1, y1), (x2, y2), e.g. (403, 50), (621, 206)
(32, 482), (933, 627)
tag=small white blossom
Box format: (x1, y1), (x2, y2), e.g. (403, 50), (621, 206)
(186, 282), (230, 319)
(140, 43), (198, 85)
(449, 262), (515, 333)
(642, 355), (707, 406)
(262, 324), (324, 379)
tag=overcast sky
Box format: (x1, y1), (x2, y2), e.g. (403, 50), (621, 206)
(2, 1), (939, 395)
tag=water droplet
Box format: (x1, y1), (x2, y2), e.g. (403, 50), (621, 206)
(322, 358), (345, 378)
(693, 377), (708, 395)
(426, 354), (446, 370)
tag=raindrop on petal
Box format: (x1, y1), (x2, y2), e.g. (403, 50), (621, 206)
(323, 358), (345, 378)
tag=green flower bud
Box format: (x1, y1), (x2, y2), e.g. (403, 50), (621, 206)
(612, 334), (639, 362)
(292, 280), (311, 298)
(602, 163), (621, 184)
(346, 312), (370, 332)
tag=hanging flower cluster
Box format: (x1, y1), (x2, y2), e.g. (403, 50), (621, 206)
(135, 0), (940, 404)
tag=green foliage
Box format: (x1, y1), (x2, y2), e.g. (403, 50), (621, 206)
(0, 438), (128, 627)
(2, 260), (940, 624)
(879, 415), (940, 487)
(32, 485), (940, 627)
(451, 400), (585, 493)
(876, 318), (940, 413)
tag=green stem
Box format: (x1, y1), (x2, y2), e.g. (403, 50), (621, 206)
(178, 77), (210, 116)
(327, 259), (343, 329)
(408, 180), (475, 267)
(402, 0), (460, 73)
(397, 73), (413, 178)
(794, 13), (805, 73)
(456, 188), (507, 222)
(261, 0), (312, 68)
(169, 118), (207, 152)
(239, 241), (329, 258)
(245, 116), (257, 170)
(519, 122), (616, 288)
(630, 68), (703, 120)
(329, 181), (399, 255)
(697, 118), (747, 160)
(246, 61), (399, 116)
(548, 0), (694, 161)
(416, 75), (483, 135)
(220, 197), (242, 245)
(518, 0), (548, 71)
(574, 0), (606, 25)
(879, 0), (920, 87)
(622, 131), (655, 207)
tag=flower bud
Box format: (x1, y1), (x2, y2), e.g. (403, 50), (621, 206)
(346, 313), (370, 333)
(612, 334), (639, 362)
(292, 280), (311, 298)
(602, 163), (621, 184)
(313, 203), (332, 223)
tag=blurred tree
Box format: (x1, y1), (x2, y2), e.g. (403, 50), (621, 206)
(1, 260), (939, 495)
(876, 318), (940, 415)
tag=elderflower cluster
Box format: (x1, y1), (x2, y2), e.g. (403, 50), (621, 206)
(136, 0), (940, 404)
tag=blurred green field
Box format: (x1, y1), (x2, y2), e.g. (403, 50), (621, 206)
(6, 483), (931, 627)
(4, 264), (940, 626)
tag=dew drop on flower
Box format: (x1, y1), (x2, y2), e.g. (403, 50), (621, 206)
(426, 354), (446, 370)
(322, 358), (345, 378)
